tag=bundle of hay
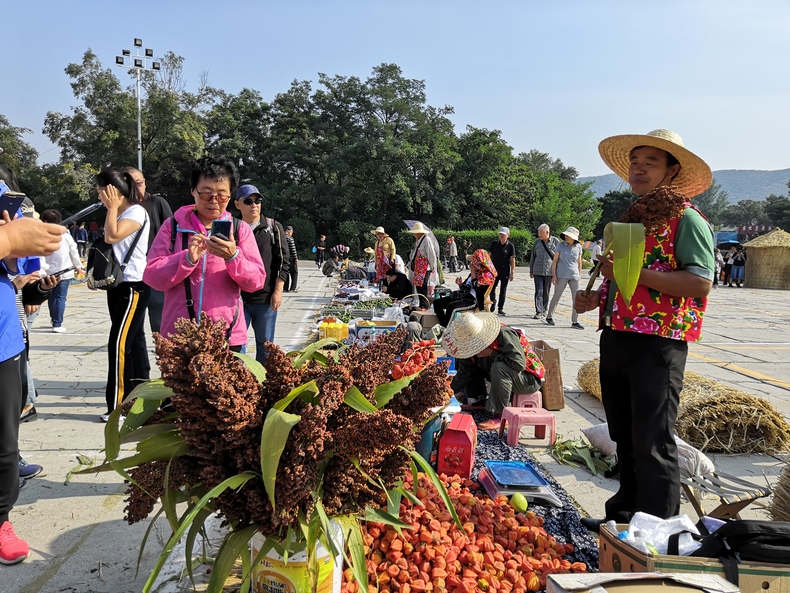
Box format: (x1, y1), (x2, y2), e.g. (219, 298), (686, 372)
(576, 358), (790, 454)
(770, 463), (790, 521)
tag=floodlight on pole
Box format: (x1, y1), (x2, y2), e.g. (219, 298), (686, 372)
(114, 38), (158, 172)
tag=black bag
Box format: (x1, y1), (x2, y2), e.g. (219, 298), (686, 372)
(87, 220), (147, 290)
(669, 520), (790, 586)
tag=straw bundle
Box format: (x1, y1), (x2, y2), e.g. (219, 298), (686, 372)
(769, 463), (790, 521)
(743, 228), (790, 290)
(577, 358), (790, 454)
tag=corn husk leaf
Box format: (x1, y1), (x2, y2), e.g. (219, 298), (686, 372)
(405, 448), (463, 529)
(233, 351), (267, 383)
(206, 524), (260, 593)
(604, 222), (645, 307)
(344, 386), (378, 413)
(260, 408), (302, 512)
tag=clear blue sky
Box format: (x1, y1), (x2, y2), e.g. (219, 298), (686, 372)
(3, 0), (789, 177)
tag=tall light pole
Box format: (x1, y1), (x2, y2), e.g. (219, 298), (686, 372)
(115, 38), (160, 172)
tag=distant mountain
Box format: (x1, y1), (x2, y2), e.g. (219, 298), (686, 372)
(577, 169), (790, 203)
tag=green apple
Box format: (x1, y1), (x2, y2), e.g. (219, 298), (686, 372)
(510, 492), (528, 513)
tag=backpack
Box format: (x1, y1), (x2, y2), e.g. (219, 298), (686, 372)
(668, 520), (790, 586)
(87, 220), (147, 290)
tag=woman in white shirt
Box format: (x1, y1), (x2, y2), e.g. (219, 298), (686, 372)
(95, 169), (150, 422)
(39, 209), (84, 332)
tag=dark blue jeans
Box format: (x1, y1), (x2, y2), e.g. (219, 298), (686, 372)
(533, 275), (552, 315)
(47, 279), (70, 328)
(244, 302), (278, 364)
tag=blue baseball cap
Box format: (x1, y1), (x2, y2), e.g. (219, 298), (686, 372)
(235, 184), (262, 201)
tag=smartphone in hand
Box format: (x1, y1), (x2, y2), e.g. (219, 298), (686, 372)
(0, 191), (26, 217)
(210, 220), (232, 241)
(50, 266), (75, 278)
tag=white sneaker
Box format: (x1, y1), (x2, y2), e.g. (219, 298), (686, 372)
(100, 413), (110, 423)
(52, 327), (66, 333)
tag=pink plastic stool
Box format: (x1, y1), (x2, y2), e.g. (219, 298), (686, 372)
(512, 391), (542, 409)
(498, 407), (557, 446)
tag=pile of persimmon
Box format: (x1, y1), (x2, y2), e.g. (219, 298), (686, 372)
(341, 473), (586, 593)
(392, 340), (438, 380)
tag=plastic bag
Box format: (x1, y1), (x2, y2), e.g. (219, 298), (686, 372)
(676, 436), (715, 478)
(627, 511), (701, 555)
(581, 423), (617, 457)
(381, 306), (406, 324)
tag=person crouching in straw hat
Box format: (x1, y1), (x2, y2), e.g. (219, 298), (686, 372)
(574, 129), (716, 532)
(441, 312), (545, 432)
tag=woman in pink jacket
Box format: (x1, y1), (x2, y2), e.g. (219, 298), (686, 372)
(144, 156), (265, 350)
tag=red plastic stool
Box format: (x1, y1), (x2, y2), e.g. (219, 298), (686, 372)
(512, 391), (542, 409)
(498, 407), (557, 447)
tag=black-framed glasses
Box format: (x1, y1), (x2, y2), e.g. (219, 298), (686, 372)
(243, 197), (262, 206)
(196, 191), (231, 203)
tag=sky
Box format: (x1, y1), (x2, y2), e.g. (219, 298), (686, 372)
(2, 0), (790, 177)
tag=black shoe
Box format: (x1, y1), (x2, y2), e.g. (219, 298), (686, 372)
(498, 310), (506, 316)
(546, 318), (555, 326)
(533, 313), (542, 320)
(580, 517), (605, 533)
(572, 322), (584, 330)
(20, 406), (37, 423)
(18, 477), (26, 490)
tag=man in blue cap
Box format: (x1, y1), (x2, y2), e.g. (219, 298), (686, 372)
(234, 185), (290, 363)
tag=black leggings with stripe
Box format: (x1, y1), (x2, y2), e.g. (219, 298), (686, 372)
(105, 282), (150, 413)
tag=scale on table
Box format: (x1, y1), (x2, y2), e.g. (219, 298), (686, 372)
(478, 460), (563, 507)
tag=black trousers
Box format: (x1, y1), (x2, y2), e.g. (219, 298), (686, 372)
(433, 294), (476, 327)
(599, 328), (687, 522)
(105, 282), (150, 413)
(0, 351), (24, 525)
(286, 259), (298, 291)
(146, 286), (165, 334)
(492, 275), (510, 312)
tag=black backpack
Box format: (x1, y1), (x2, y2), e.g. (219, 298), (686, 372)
(87, 220), (147, 290)
(669, 520), (790, 586)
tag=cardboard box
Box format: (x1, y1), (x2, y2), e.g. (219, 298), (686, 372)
(410, 310), (440, 332)
(547, 572), (740, 593)
(437, 413), (477, 478)
(354, 320), (398, 340)
(599, 524), (790, 593)
(530, 339), (564, 410)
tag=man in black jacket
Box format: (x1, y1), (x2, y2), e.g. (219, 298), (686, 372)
(234, 185), (290, 363)
(124, 167), (173, 334)
(489, 227), (516, 315)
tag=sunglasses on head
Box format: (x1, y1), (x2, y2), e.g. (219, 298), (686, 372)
(242, 197), (262, 205)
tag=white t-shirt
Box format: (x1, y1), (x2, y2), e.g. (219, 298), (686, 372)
(112, 204), (149, 282)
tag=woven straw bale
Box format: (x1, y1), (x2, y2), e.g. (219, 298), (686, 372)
(770, 463), (790, 522)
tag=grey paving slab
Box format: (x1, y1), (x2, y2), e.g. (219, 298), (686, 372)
(2, 265), (789, 593)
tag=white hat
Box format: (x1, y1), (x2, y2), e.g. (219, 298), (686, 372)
(364, 247), (375, 254)
(598, 129), (712, 197)
(560, 226), (580, 243)
(407, 222), (430, 234)
(371, 226), (386, 235)
(498, 227), (510, 235)
(441, 312), (501, 359)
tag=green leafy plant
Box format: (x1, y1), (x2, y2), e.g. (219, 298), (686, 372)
(603, 222), (646, 307)
(548, 436), (615, 476)
(90, 316), (456, 593)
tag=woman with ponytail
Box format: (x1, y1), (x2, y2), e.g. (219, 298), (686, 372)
(95, 168), (150, 422)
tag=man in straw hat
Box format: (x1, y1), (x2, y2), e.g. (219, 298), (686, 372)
(575, 129), (715, 531)
(442, 312), (545, 431)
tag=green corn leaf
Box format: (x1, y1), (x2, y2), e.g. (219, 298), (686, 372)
(344, 386), (378, 413)
(121, 396), (168, 438)
(185, 507), (213, 588)
(260, 408), (301, 511)
(410, 459), (420, 496)
(206, 524), (260, 593)
(364, 507), (413, 530)
(332, 514), (369, 593)
(404, 448), (463, 529)
(103, 405), (123, 462)
(233, 352), (267, 383)
(119, 423), (178, 445)
(85, 430), (189, 473)
(143, 472), (256, 593)
(243, 535), (278, 592)
(291, 338), (343, 368)
(127, 379), (175, 400)
(273, 380), (320, 412)
(398, 485), (425, 507)
(387, 484), (403, 517)
(373, 374), (417, 409)
(161, 457), (179, 532)
(135, 505), (166, 578)
(604, 221), (646, 307)
(110, 460), (154, 500)
(574, 447), (598, 475)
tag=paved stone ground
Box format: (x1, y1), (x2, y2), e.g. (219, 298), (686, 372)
(2, 264), (788, 592)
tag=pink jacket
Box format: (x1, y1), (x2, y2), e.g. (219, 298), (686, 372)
(144, 205), (266, 346)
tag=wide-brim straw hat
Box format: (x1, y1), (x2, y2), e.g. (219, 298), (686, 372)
(407, 222), (429, 234)
(598, 129), (712, 197)
(364, 247), (375, 254)
(560, 226), (580, 243)
(441, 312), (501, 359)
(371, 226), (386, 235)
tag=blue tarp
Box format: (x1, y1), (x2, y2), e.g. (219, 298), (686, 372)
(716, 231), (738, 244)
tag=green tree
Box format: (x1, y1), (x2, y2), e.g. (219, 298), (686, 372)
(721, 199), (771, 227)
(593, 189), (637, 238)
(764, 192), (790, 230)
(526, 171), (600, 240)
(693, 179), (729, 227)
(0, 114), (39, 183)
(518, 149), (579, 181)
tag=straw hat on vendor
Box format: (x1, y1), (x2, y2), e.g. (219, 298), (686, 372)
(363, 247), (375, 255)
(370, 226), (396, 282)
(441, 311), (501, 359)
(598, 129), (712, 198)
